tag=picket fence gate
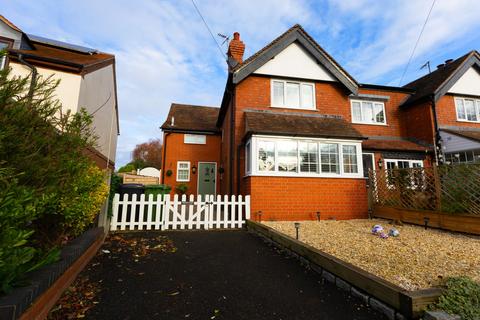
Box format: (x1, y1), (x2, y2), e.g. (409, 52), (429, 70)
(110, 193), (251, 231)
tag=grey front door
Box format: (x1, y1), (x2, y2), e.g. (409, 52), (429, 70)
(198, 162), (216, 196)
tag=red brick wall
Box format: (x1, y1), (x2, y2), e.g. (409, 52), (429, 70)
(402, 101), (435, 144)
(245, 176), (369, 221)
(436, 95), (480, 128)
(162, 132), (221, 195)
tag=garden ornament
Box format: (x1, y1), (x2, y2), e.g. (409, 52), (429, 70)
(389, 228), (400, 237)
(371, 225), (383, 234)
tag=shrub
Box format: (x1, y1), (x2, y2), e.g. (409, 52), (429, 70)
(432, 276), (480, 320)
(175, 183), (188, 195)
(0, 63), (108, 292)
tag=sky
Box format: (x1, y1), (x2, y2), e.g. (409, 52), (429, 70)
(2, 0), (480, 167)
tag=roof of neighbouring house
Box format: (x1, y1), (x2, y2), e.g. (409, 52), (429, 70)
(244, 110), (364, 140)
(362, 138), (431, 152)
(230, 24), (358, 93)
(402, 51), (480, 106)
(441, 128), (480, 143)
(0, 14), (22, 32)
(161, 103), (220, 133)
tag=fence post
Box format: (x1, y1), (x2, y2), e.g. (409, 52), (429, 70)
(433, 164), (442, 212)
(111, 193), (120, 231)
(245, 195), (251, 221)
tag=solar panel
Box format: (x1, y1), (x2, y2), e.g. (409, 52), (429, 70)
(27, 34), (98, 54)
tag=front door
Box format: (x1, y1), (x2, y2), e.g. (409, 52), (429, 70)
(198, 162), (216, 196)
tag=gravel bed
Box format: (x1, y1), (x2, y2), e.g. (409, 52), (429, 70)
(264, 219), (480, 291)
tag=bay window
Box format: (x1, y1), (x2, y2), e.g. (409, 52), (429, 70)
(248, 136), (363, 178)
(272, 79), (315, 110)
(455, 97), (480, 122)
(351, 100), (386, 125)
(0, 41), (11, 70)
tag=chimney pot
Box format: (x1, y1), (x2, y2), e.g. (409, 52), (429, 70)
(233, 32), (240, 40)
(437, 63), (445, 69)
(445, 59), (453, 64)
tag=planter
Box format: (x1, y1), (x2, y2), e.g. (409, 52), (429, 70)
(372, 206), (480, 235)
(247, 220), (443, 319)
(0, 227), (105, 320)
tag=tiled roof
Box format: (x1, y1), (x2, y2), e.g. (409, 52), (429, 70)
(244, 110), (364, 140)
(402, 51), (476, 106)
(441, 128), (480, 143)
(362, 139), (431, 152)
(161, 103), (220, 133)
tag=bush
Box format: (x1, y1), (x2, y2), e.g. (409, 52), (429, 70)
(175, 183), (188, 195)
(0, 64), (108, 293)
(432, 276), (480, 320)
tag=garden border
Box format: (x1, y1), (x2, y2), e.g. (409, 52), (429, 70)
(247, 220), (443, 319)
(0, 227), (105, 320)
(372, 206), (480, 235)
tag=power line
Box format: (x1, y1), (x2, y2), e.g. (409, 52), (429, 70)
(398, 0), (436, 85)
(190, 0), (227, 60)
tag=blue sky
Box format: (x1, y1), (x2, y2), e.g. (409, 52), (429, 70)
(2, 0), (480, 167)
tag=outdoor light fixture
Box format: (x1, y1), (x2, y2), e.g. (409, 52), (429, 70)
(316, 211), (321, 221)
(377, 159), (383, 169)
(294, 222), (300, 240)
(424, 217), (430, 230)
(192, 165), (197, 174)
(257, 211), (263, 222)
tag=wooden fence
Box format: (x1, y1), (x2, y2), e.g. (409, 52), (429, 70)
(369, 163), (480, 215)
(111, 194), (251, 231)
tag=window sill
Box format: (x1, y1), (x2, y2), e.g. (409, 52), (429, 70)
(271, 105), (317, 111)
(352, 121), (388, 126)
(456, 119), (480, 124)
(245, 172), (364, 179)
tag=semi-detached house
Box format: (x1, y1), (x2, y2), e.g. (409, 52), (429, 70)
(161, 24), (480, 221)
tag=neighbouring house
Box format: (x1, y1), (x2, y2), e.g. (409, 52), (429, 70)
(161, 24), (480, 221)
(0, 15), (119, 170)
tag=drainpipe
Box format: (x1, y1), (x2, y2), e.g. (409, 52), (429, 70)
(229, 89), (236, 194)
(161, 132), (171, 184)
(236, 144), (243, 195)
(430, 94), (441, 165)
(18, 54), (37, 107)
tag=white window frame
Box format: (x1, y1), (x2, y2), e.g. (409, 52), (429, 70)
(245, 140), (252, 175)
(246, 135), (363, 179)
(362, 152), (375, 178)
(384, 159), (423, 169)
(271, 79), (316, 110)
(350, 99), (387, 125)
(184, 134), (206, 144)
(0, 40), (11, 70)
(454, 97), (480, 123)
(176, 161), (191, 182)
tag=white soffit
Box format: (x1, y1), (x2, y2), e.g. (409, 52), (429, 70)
(253, 42), (337, 82)
(448, 67), (480, 96)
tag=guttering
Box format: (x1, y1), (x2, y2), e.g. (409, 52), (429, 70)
(161, 132), (171, 184)
(18, 54), (37, 106)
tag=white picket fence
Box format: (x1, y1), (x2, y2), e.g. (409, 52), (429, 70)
(110, 194), (251, 231)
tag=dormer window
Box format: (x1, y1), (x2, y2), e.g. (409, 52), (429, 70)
(350, 100), (386, 125)
(271, 79), (315, 110)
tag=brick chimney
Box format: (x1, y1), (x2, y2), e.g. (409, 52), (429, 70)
(227, 32), (245, 66)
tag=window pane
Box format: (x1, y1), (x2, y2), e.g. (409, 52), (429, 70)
(246, 142), (251, 173)
(374, 103), (385, 123)
(299, 142), (318, 173)
(362, 102), (374, 123)
(456, 98), (466, 120)
(465, 99), (477, 121)
(362, 153), (374, 178)
(352, 102), (362, 122)
(319, 143), (339, 174)
(258, 141), (275, 171)
(342, 145), (358, 173)
(300, 84), (314, 109)
(278, 141), (298, 172)
(285, 82), (300, 108)
(273, 81), (284, 106)
(0, 42), (7, 70)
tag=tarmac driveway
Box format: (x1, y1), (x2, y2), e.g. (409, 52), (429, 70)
(67, 230), (386, 319)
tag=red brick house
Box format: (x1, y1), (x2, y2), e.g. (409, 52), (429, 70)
(161, 24), (480, 221)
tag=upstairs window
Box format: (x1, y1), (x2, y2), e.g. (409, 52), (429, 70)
(351, 100), (386, 125)
(272, 79), (315, 110)
(455, 97), (480, 122)
(184, 134), (206, 144)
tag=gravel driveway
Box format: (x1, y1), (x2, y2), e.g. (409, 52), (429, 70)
(50, 230), (386, 320)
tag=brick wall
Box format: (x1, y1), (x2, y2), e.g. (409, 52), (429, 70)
(245, 176), (369, 221)
(162, 132), (221, 195)
(402, 101), (435, 144)
(436, 94), (480, 128)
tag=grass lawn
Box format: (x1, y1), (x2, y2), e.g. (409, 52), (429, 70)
(264, 219), (480, 291)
